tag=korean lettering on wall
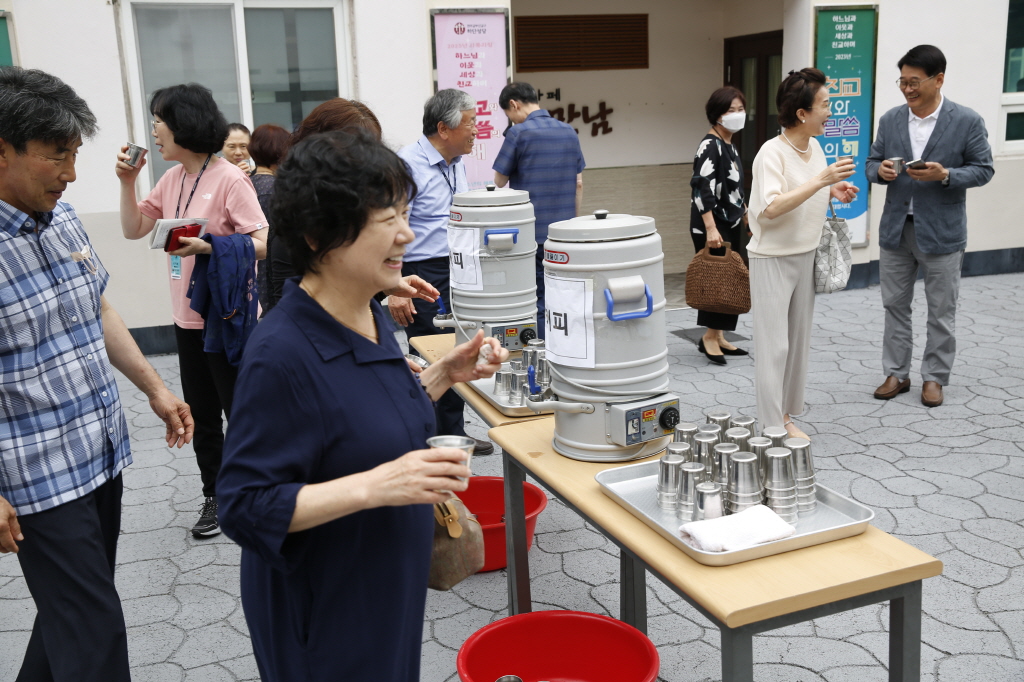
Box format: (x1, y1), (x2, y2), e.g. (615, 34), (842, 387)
(815, 7), (877, 245)
(432, 11), (509, 190)
(538, 88), (615, 137)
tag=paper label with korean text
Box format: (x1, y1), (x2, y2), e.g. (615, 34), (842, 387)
(448, 226), (482, 291)
(543, 274), (595, 369)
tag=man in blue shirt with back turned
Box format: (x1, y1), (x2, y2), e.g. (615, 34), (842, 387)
(493, 82), (585, 337)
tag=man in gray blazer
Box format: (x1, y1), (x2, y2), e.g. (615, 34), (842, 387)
(866, 45), (993, 407)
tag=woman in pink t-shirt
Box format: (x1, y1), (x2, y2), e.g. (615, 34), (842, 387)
(115, 83), (268, 539)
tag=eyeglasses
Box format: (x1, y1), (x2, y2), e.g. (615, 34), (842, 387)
(896, 75), (938, 90)
(151, 120), (166, 130)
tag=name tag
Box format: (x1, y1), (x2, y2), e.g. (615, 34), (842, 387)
(170, 255), (182, 280)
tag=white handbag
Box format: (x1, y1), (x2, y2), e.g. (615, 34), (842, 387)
(814, 201), (852, 294)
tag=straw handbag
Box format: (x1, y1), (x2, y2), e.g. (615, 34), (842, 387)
(428, 494), (484, 591)
(684, 244), (751, 315)
(814, 201), (853, 294)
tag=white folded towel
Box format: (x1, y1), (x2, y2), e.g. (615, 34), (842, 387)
(679, 504), (796, 552)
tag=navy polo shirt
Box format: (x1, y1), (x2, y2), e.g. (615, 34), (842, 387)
(493, 109), (586, 243)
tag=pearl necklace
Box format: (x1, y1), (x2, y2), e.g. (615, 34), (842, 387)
(781, 130), (810, 154)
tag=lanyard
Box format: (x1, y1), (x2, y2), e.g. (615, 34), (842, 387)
(175, 154), (213, 219)
(438, 163), (457, 196)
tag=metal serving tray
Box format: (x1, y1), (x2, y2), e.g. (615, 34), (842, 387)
(596, 460), (874, 566)
(466, 377), (553, 418)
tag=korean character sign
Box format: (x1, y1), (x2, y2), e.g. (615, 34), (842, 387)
(431, 11), (510, 190)
(815, 8), (877, 246)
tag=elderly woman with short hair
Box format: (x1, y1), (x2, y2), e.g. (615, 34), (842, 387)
(217, 129), (507, 681)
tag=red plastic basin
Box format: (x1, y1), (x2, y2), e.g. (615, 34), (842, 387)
(457, 610), (660, 682)
(459, 476), (547, 572)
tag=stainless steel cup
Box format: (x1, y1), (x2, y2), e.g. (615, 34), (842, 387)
(693, 433), (718, 480)
(764, 447), (796, 491)
(527, 338), (545, 349)
(762, 426), (788, 448)
(494, 367), (512, 396)
(679, 461), (705, 508)
(748, 436), (772, 482)
(728, 451), (762, 496)
(674, 422), (699, 450)
(730, 414), (757, 435)
(521, 347), (537, 371)
(697, 423), (722, 449)
(694, 482), (725, 521)
(712, 442), (739, 487)
(706, 409), (732, 431)
(784, 437), (815, 479)
(889, 156), (904, 175)
(535, 350), (550, 387)
(508, 360), (523, 371)
(725, 427), (750, 452)
(126, 142), (148, 167)
(426, 435), (475, 480)
(508, 370), (527, 406)
(657, 453), (685, 510)
(666, 441), (692, 463)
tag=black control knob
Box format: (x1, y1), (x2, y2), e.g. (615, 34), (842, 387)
(659, 407), (680, 431)
(519, 327), (537, 344)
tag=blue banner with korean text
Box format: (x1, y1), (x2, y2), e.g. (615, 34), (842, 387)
(816, 7), (877, 245)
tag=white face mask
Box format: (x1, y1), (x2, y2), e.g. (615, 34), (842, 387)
(719, 111), (746, 133)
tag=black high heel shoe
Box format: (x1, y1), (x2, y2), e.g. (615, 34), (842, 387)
(698, 338), (727, 365)
(720, 345), (749, 356)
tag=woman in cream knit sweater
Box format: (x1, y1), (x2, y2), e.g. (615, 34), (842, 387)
(748, 68), (858, 440)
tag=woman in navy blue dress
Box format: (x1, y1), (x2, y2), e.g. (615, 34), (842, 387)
(218, 130), (507, 682)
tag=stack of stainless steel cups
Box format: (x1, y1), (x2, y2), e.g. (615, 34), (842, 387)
(762, 425), (788, 448)
(666, 441), (691, 462)
(508, 369), (528, 406)
(693, 432), (718, 481)
(674, 422), (699, 451)
(712, 442), (738, 487)
(657, 452), (685, 510)
(730, 414), (757, 438)
(747, 436), (772, 483)
(785, 437), (816, 513)
(494, 363), (513, 397)
(724, 426), (750, 451)
(705, 409), (732, 432)
(725, 451), (763, 514)
(678, 461), (705, 520)
(693, 481), (724, 521)
(764, 447), (798, 524)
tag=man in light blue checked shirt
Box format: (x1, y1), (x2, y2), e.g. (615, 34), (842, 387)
(0, 67), (193, 681)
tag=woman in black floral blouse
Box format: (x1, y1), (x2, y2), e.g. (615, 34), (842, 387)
(689, 86), (749, 364)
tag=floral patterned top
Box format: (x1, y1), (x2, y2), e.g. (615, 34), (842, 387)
(689, 134), (745, 233)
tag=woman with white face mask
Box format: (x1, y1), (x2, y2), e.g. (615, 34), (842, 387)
(689, 86), (750, 364)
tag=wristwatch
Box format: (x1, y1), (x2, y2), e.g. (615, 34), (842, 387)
(941, 170), (951, 187)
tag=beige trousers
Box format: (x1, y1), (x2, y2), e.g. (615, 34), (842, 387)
(749, 249), (816, 430)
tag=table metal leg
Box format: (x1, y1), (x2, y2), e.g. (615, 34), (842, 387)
(889, 580), (922, 682)
(619, 551), (648, 634)
(503, 451), (531, 616)
(721, 625), (754, 682)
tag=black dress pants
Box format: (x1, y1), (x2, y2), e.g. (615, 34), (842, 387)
(174, 324), (238, 497)
(16, 475), (129, 682)
(689, 220), (746, 332)
(401, 257), (468, 437)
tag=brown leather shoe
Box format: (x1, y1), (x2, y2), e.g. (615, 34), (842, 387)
(873, 376), (911, 400)
(921, 381), (944, 407)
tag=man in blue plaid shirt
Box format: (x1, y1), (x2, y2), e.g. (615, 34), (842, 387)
(0, 67), (193, 681)
(493, 82), (585, 338)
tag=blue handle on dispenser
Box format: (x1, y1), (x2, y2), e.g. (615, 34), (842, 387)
(528, 365), (540, 395)
(604, 285), (653, 321)
(484, 228), (519, 245)
(436, 296), (446, 315)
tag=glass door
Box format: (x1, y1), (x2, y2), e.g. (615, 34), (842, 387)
(724, 30), (783, 192)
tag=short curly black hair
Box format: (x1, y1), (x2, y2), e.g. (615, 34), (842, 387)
(271, 129), (417, 276)
(150, 83), (228, 154)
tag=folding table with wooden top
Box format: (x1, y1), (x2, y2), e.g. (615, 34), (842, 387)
(408, 333), (551, 428)
(490, 418), (943, 682)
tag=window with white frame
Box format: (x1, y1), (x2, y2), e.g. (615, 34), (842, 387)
(123, 0), (350, 186)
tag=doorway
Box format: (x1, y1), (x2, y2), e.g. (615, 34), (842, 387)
(724, 30), (783, 191)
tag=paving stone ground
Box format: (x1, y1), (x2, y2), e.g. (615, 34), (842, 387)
(1, 272), (1023, 681)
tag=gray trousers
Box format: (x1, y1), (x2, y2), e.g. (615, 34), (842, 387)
(880, 219), (963, 385)
(750, 250), (816, 430)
